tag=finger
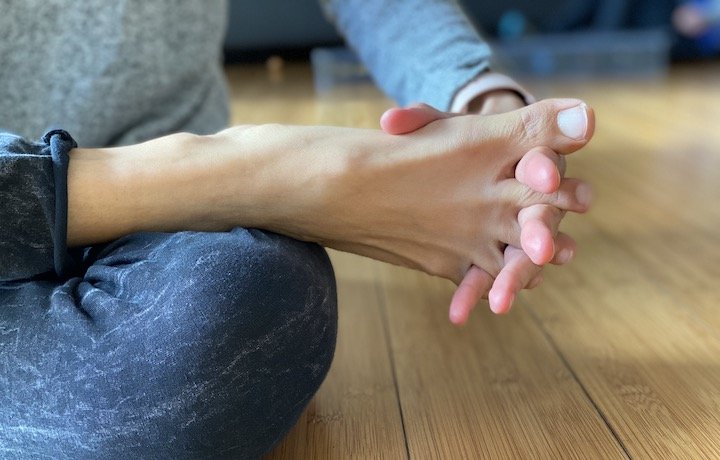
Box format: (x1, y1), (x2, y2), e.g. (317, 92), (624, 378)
(550, 232), (576, 265)
(448, 265), (494, 326)
(518, 204), (564, 265)
(487, 232), (574, 316)
(488, 246), (541, 314)
(498, 204), (561, 259)
(519, 218), (555, 266)
(519, 178), (592, 213)
(515, 146), (566, 194)
(526, 273), (544, 289)
(380, 103), (457, 135)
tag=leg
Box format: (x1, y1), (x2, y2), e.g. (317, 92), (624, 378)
(0, 228), (337, 459)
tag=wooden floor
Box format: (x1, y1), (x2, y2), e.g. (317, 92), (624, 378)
(225, 60), (720, 459)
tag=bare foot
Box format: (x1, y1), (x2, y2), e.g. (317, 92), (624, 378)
(379, 100), (594, 322)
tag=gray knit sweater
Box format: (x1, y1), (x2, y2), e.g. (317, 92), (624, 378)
(0, 1), (230, 147)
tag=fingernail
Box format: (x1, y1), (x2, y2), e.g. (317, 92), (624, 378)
(490, 294), (513, 315)
(449, 309), (465, 325)
(557, 248), (573, 264)
(527, 234), (544, 255)
(575, 183), (593, 208)
(557, 104), (588, 140)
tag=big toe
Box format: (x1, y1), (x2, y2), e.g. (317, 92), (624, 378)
(508, 99), (596, 155)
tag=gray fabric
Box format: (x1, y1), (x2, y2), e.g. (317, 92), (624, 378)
(322, 0), (492, 110)
(0, 228), (337, 459)
(0, 0), (491, 150)
(0, 132), (77, 282)
(0, 0), (230, 147)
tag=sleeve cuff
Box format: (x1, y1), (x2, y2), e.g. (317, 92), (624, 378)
(450, 72), (536, 113)
(43, 129), (80, 278)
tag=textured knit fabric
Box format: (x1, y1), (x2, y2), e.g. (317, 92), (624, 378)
(0, 1), (230, 147)
(0, 0), (492, 149)
(322, 0), (492, 110)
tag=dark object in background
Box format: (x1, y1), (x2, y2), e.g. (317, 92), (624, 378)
(460, 0), (675, 34)
(673, 0), (720, 56)
(464, 0), (716, 60)
(224, 0), (340, 62)
(310, 28), (670, 93)
(224, 0), (718, 61)
(489, 29), (671, 78)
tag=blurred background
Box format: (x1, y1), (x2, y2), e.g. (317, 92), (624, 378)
(223, 0), (720, 91)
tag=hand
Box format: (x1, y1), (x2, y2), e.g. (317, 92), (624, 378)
(380, 98), (591, 323)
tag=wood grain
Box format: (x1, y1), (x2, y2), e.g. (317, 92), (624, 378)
(522, 64), (720, 459)
(377, 263), (627, 459)
(226, 60), (720, 459)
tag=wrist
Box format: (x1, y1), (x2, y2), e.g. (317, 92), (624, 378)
(451, 71), (535, 114)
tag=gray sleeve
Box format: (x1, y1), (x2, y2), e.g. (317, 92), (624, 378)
(0, 130), (78, 281)
(321, 0), (492, 110)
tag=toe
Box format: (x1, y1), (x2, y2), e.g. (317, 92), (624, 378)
(503, 99), (596, 155)
(527, 273), (544, 289)
(551, 232), (577, 265)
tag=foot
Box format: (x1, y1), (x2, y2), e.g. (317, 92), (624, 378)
(380, 101), (594, 322)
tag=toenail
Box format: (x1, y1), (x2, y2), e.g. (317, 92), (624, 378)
(575, 183), (592, 208)
(557, 104), (588, 140)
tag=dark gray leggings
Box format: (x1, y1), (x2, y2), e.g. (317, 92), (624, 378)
(0, 228), (337, 459)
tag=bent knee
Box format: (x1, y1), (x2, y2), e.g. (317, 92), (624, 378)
(189, 228), (337, 338)
(82, 229), (338, 458)
(185, 229), (338, 456)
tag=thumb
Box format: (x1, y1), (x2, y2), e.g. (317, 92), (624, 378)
(380, 103), (457, 135)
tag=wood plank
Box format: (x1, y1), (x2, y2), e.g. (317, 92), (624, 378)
(522, 232), (720, 459)
(521, 61), (720, 459)
(378, 264), (627, 459)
